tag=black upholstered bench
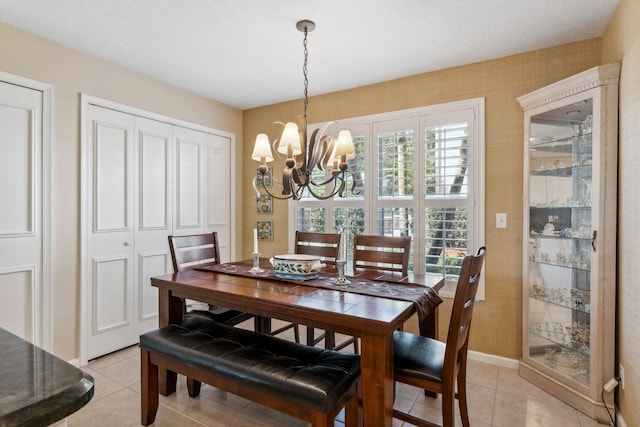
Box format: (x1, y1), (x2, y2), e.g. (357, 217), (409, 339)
(140, 316), (361, 427)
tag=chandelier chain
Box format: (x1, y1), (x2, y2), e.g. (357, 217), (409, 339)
(303, 28), (309, 125)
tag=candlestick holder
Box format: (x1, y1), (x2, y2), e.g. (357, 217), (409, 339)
(249, 252), (264, 274)
(333, 259), (350, 286)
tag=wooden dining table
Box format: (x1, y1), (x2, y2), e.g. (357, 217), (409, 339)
(150, 260), (444, 427)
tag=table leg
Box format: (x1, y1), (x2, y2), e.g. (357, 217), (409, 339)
(157, 288), (183, 396)
(359, 332), (394, 427)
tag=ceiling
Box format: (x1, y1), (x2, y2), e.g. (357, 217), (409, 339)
(0, 0), (619, 110)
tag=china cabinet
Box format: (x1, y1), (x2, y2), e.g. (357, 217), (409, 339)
(518, 64), (619, 421)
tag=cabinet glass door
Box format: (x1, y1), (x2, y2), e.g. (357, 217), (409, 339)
(526, 97), (593, 387)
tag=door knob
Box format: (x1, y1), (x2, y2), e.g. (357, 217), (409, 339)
(124, 241), (131, 246)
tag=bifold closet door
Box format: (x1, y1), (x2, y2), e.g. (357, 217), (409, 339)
(86, 106), (173, 359)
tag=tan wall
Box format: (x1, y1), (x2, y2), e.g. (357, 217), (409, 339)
(0, 23), (243, 361)
(243, 40), (602, 359)
(602, 0), (640, 422)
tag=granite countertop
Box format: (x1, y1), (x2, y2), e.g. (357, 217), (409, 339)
(0, 328), (94, 427)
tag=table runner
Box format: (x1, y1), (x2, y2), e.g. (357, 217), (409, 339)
(197, 261), (443, 337)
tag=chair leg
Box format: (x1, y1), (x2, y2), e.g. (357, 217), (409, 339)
(140, 349), (159, 426)
(441, 388), (456, 427)
(324, 331), (336, 349)
(457, 374), (470, 426)
(293, 323), (300, 343)
(343, 394), (359, 427)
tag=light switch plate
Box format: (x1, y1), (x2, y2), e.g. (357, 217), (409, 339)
(496, 213), (507, 228)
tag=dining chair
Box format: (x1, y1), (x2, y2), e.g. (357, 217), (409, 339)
(294, 231), (358, 352)
(392, 246), (486, 427)
(353, 234), (411, 277)
(169, 233), (300, 341)
(168, 233), (254, 326)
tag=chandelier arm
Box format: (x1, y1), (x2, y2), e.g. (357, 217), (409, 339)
(255, 176), (295, 201)
(252, 175), (262, 201)
(307, 129), (327, 172)
(303, 184), (339, 201)
(304, 173), (346, 200)
(350, 176), (362, 195)
(308, 171), (346, 187)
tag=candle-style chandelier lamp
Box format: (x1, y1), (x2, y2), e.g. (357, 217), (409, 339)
(251, 20), (356, 201)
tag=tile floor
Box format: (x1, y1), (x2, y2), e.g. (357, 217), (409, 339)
(69, 320), (608, 427)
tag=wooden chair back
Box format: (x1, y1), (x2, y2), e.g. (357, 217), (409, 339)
(392, 246), (485, 427)
(295, 231), (341, 265)
(443, 246), (485, 383)
(168, 233), (221, 273)
(353, 234), (411, 276)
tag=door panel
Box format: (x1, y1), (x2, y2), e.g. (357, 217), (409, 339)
(95, 124), (129, 231)
(175, 126), (203, 231)
(93, 257), (129, 333)
(0, 268), (33, 339)
(138, 252), (166, 322)
(0, 81), (42, 342)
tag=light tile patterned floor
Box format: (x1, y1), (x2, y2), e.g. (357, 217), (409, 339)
(69, 320), (607, 426)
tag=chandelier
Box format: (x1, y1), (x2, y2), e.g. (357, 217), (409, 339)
(251, 19), (356, 201)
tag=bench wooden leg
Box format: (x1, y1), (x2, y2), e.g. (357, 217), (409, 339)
(158, 366), (177, 396)
(141, 349), (159, 426)
(187, 378), (202, 397)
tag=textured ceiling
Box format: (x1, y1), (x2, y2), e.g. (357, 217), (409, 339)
(0, 0), (619, 110)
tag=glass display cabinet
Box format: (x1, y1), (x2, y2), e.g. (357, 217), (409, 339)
(518, 64), (619, 421)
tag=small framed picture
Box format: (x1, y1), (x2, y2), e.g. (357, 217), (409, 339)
(257, 220), (273, 241)
(256, 166), (273, 188)
(256, 193), (272, 214)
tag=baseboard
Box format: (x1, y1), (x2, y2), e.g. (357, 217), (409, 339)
(66, 358), (81, 368)
(617, 411), (627, 427)
(467, 349), (520, 369)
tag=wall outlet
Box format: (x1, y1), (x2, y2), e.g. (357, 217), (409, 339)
(496, 213), (507, 228)
(619, 363), (625, 389)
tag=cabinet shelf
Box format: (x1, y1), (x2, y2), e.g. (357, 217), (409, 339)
(530, 165), (592, 178)
(528, 259), (590, 272)
(529, 232), (591, 241)
(529, 322), (590, 357)
(530, 133), (592, 153)
(528, 344), (590, 387)
(529, 286), (590, 313)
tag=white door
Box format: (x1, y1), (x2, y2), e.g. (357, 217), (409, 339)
(86, 106), (136, 359)
(0, 81), (43, 343)
(174, 126), (205, 235)
(204, 132), (232, 262)
(133, 117), (173, 337)
(174, 127), (232, 261)
(85, 107), (175, 358)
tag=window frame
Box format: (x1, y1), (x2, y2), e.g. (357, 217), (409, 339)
(288, 98), (485, 299)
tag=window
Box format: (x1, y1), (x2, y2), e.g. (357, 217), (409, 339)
(289, 98), (485, 298)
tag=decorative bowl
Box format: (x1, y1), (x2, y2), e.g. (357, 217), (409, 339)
(269, 254), (326, 280)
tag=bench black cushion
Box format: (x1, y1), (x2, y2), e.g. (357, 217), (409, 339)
(140, 316), (360, 413)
